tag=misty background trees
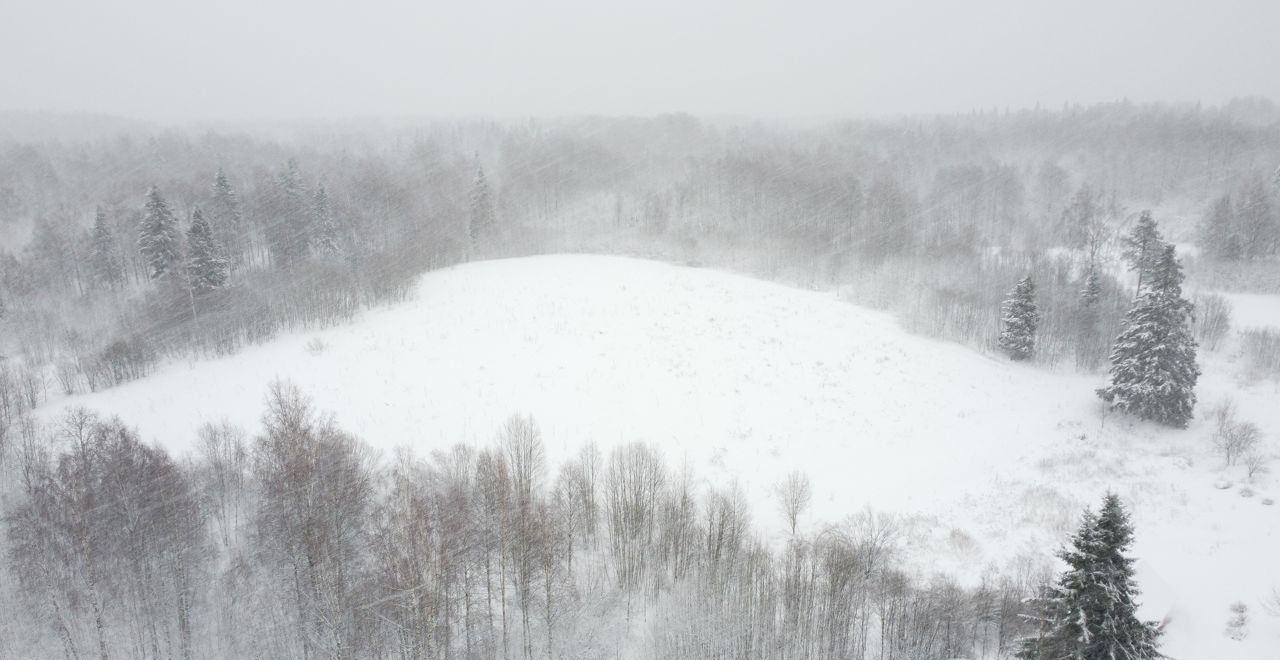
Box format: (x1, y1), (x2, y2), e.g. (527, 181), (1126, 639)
(2, 101), (1279, 400)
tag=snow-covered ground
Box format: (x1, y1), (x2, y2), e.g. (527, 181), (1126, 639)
(1219, 292), (1280, 331)
(38, 254), (1280, 659)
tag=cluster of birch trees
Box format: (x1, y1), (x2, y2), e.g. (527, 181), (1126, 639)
(0, 383), (1046, 659)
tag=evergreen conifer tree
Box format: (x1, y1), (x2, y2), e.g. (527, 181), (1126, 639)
(264, 159), (311, 269)
(210, 168), (243, 268)
(1075, 269), (1104, 369)
(138, 187), (182, 279)
(1097, 244), (1200, 427)
(1121, 210), (1164, 294)
(468, 164), (495, 245)
(1017, 493), (1162, 660)
(187, 208), (228, 294)
(311, 184), (339, 257)
(998, 276), (1039, 361)
(90, 207), (122, 290)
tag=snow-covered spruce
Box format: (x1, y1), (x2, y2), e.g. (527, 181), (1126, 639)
(998, 275), (1040, 361)
(187, 209), (229, 295)
(1074, 267), (1105, 368)
(311, 184), (340, 258)
(137, 186), (182, 280)
(1097, 243), (1200, 428)
(468, 163), (496, 245)
(1016, 493), (1162, 660)
(209, 167), (244, 270)
(90, 206), (123, 290)
(1121, 209), (1164, 294)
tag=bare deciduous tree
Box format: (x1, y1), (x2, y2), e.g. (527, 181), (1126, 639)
(1210, 400), (1262, 466)
(197, 419), (248, 547)
(1244, 451), (1270, 482)
(776, 470), (813, 536)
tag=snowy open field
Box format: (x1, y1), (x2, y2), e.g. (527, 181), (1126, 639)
(38, 254), (1280, 659)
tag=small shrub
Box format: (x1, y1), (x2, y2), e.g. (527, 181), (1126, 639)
(948, 527), (978, 554)
(1267, 587), (1280, 617)
(1242, 329), (1280, 381)
(55, 357), (81, 395)
(1195, 293), (1232, 351)
(1209, 400), (1262, 466)
(91, 336), (158, 388)
(1239, 487), (1255, 498)
(1244, 451), (1270, 482)
(305, 337), (327, 356)
(1226, 601), (1248, 640)
(18, 366), (45, 409)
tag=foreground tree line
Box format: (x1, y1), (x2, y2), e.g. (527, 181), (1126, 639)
(0, 384), (1160, 659)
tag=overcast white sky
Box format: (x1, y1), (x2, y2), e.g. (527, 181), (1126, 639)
(1, 0), (1277, 122)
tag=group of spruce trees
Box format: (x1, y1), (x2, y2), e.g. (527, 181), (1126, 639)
(113, 160), (498, 330)
(130, 161), (497, 276)
(998, 210), (1200, 428)
(135, 186), (229, 300)
(131, 162), (344, 304)
(995, 212), (1199, 659)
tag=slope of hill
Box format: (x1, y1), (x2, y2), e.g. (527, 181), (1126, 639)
(40, 254), (1280, 658)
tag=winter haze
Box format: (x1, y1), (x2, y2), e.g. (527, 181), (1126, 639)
(1, 2), (1280, 660)
(2, 0), (1280, 120)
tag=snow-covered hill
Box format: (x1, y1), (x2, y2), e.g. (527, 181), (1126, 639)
(40, 254), (1280, 658)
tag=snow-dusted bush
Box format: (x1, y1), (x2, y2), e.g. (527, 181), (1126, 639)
(1194, 293), (1232, 351)
(1209, 400), (1262, 466)
(1266, 587), (1280, 617)
(1244, 451), (1270, 482)
(54, 357), (81, 395)
(1226, 601), (1248, 640)
(305, 336), (327, 355)
(1242, 329), (1280, 381)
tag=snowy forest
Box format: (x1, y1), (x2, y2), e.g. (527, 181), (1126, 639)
(3, 101), (1280, 380)
(2, 99), (1280, 658)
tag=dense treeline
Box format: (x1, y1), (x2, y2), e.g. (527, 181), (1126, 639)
(2, 100), (1279, 390)
(0, 384), (1050, 659)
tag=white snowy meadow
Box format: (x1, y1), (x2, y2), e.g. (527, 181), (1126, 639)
(4, 1), (1280, 655)
(21, 254), (1280, 659)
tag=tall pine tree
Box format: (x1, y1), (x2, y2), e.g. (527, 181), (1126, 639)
(138, 187), (182, 279)
(1017, 493), (1162, 660)
(998, 275), (1040, 361)
(1075, 268), (1104, 369)
(1121, 210), (1164, 294)
(209, 168), (244, 269)
(187, 208), (228, 294)
(311, 184), (339, 257)
(90, 206), (122, 290)
(264, 159), (311, 269)
(1097, 243), (1200, 427)
(468, 164), (495, 246)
